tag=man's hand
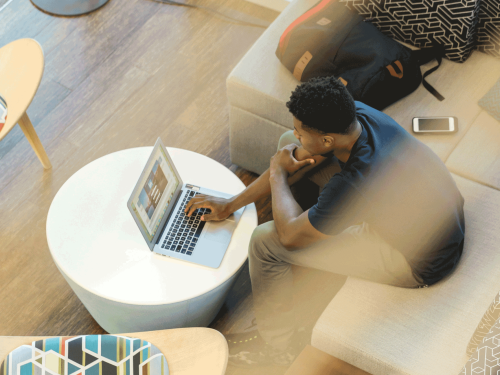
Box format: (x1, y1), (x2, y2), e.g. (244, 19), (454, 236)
(293, 146), (314, 162)
(270, 144), (315, 177)
(184, 194), (232, 222)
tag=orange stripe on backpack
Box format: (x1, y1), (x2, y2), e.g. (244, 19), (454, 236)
(387, 60), (403, 78)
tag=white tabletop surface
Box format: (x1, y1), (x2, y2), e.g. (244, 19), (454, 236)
(46, 147), (258, 305)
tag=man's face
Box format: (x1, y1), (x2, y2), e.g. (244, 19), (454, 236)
(293, 117), (333, 156)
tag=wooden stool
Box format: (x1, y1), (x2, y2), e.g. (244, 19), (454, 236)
(0, 39), (52, 169)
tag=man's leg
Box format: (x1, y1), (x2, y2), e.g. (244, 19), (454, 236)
(249, 220), (422, 352)
(243, 131), (345, 352)
(277, 129), (300, 149)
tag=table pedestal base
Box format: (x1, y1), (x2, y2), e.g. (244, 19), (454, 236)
(30, 0), (108, 16)
(59, 265), (243, 333)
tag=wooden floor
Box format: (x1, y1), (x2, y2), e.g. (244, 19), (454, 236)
(0, 1), (347, 374)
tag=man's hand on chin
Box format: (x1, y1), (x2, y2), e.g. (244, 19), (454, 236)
(293, 145), (314, 161)
(270, 144), (315, 178)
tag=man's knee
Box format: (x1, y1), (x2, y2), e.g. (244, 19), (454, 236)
(249, 221), (282, 261)
(278, 130), (300, 151)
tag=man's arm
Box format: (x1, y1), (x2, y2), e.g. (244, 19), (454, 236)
(226, 147), (326, 212)
(270, 165), (330, 249)
(185, 147), (327, 220)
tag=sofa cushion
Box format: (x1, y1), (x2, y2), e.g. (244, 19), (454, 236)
(446, 110), (500, 190)
(227, 0), (318, 129)
(467, 291), (500, 356)
(381, 50), (500, 162)
(479, 77), (500, 122)
(311, 174), (500, 375)
(460, 318), (500, 374)
(229, 106), (290, 174)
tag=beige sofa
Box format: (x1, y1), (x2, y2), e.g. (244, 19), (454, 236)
(226, 0), (500, 374)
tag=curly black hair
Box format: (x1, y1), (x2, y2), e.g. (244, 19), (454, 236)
(286, 76), (357, 134)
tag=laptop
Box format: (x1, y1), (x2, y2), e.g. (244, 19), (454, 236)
(127, 138), (245, 268)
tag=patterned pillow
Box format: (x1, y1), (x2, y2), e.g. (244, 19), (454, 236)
(340, 0), (481, 62)
(0, 335), (169, 375)
(467, 291), (500, 356)
(476, 0), (500, 59)
(460, 318), (500, 374)
(478, 78), (500, 123)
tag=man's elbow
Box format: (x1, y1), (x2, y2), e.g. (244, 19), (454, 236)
(278, 232), (297, 250)
(278, 231), (290, 250)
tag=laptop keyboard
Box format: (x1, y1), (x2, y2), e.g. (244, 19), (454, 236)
(161, 190), (211, 256)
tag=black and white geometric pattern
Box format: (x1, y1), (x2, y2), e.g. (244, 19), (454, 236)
(476, 0), (500, 58)
(340, 0), (482, 62)
(460, 318), (500, 374)
(467, 291), (500, 356)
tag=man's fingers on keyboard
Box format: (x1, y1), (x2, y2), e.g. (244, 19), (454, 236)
(187, 202), (207, 217)
(185, 196), (202, 213)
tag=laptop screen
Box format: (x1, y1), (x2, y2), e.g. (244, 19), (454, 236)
(129, 144), (180, 242)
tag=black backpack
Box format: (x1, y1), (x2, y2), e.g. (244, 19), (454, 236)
(276, 0), (445, 110)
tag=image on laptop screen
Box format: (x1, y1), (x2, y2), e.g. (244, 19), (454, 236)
(130, 146), (180, 241)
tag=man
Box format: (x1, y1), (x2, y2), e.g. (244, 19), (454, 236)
(185, 76), (465, 367)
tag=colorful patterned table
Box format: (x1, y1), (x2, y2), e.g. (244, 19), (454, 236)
(46, 147), (257, 333)
(1, 335), (170, 375)
(0, 328), (228, 375)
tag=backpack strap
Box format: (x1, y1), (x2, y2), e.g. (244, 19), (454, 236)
(412, 45), (446, 101)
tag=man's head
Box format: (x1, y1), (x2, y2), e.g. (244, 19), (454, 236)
(286, 76), (358, 155)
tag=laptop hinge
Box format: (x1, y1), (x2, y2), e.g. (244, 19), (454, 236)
(186, 184), (200, 191)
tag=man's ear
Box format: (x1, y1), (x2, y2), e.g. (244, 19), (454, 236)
(323, 135), (334, 147)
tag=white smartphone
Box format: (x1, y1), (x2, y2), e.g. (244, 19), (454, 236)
(412, 117), (458, 134)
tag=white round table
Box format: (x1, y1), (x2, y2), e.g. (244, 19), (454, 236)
(46, 147), (258, 333)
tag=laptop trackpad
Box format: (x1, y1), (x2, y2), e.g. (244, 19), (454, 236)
(202, 220), (233, 244)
